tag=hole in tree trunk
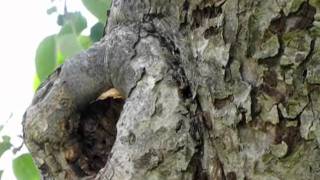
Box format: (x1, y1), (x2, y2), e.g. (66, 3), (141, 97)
(65, 89), (124, 178)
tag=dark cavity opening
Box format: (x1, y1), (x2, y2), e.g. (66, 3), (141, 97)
(66, 92), (124, 177)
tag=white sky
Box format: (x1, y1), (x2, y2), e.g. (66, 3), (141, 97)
(0, 0), (96, 179)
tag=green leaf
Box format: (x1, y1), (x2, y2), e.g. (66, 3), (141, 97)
(0, 136), (11, 158)
(33, 74), (41, 91)
(56, 12), (88, 63)
(13, 154), (40, 180)
(35, 35), (57, 82)
(56, 48), (66, 66)
(81, 0), (112, 23)
(57, 14), (64, 26)
(0, 170), (3, 179)
(57, 33), (83, 59)
(90, 22), (104, 42)
(78, 36), (92, 49)
(59, 12), (87, 35)
(46, 6), (57, 15)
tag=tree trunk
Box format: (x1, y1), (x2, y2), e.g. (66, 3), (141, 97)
(23, 0), (320, 179)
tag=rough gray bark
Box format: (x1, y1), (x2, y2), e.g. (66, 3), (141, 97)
(23, 0), (320, 179)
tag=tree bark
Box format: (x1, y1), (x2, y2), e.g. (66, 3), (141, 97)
(23, 0), (320, 179)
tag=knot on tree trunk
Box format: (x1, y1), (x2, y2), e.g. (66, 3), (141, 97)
(23, 23), (202, 179)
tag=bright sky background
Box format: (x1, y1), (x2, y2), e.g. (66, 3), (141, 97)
(0, 0), (96, 179)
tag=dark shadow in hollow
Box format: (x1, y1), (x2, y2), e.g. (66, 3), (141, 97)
(66, 96), (124, 177)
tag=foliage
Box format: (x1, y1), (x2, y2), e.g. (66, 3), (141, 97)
(12, 154), (40, 180)
(0, 136), (11, 158)
(34, 0), (112, 90)
(81, 0), (112, 23)
(0, 133), (12, 179)
(35, 35), (57, 82)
